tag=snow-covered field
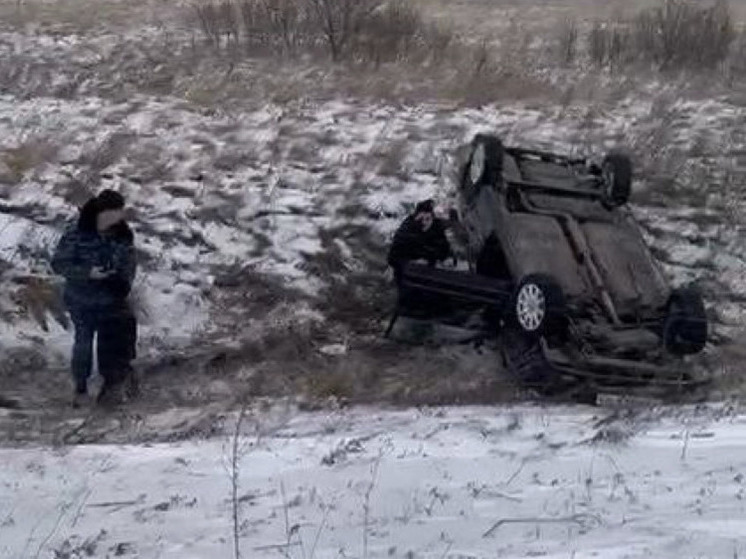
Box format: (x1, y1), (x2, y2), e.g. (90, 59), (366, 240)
(1, 91), (744, 358)
(2, 404), (746, 558)
(1, 1), (746, 557)
(0, 0), (744, 444)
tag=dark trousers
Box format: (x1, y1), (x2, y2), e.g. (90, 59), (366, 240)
(70, 305), (137, 393)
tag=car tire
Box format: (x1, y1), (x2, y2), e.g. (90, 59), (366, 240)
(664, 286), (708, 355)
(601, 151), (632, 207)
(461, 134), (504, 192)
(511, 274), (567, 337)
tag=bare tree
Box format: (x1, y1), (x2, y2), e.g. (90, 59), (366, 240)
(308, 0), (383, 61)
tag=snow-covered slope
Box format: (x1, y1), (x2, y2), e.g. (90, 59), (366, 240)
(2, 404), (745, 558)
(2, 91), (744, 367)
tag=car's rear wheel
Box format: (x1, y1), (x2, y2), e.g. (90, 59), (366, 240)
(461, 134), (504, 192)
(601, 151), (632, 207)
(664, 287), (708, 355)
(512, 274), (567, 337)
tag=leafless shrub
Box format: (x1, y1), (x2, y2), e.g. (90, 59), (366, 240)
(375, 139), (408, 178)
(0, 139), (58, 184)
(634, 0), (734, 70)
(195, 0), (239, 47)
(307, 0), (382, 61)
(589, 0), (735, 71)
(78, 132), (134, 173)
(221, 0), (241, 45)
(192, 0), (458, 67)
(725, 30), (746, 77)
(362, 454), (382, 559)
(557, 19), (579, 65)
(194, 2), (223, 46)
(244, 0), (310, 55)
(350, 0), (421, 65)
(587, 23), (632, 67)
(49, 530), (107, 559)
(229, 405), (249, 559)
(122, 141), (172, 184)
(10, 276), (69, 332)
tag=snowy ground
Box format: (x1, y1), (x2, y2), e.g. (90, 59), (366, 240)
(1, 91), (744, 355)
(0, 0), (745, 442)
(1, 2), (746, 557)
(2, 404), (746, 559)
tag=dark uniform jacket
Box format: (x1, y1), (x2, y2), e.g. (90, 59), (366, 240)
(51, 220), (136, 311)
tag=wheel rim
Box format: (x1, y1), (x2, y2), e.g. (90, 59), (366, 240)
(469, 144), (486, 185)
(602, 164), (615, 199)
(516, 283), (546, 332)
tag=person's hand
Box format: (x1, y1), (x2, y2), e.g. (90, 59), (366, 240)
(90, 266), (114, 280)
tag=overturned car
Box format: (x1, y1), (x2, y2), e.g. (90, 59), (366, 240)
(391, 134), (710, 400)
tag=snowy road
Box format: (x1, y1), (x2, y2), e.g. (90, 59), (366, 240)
(2, 404), (745, 558)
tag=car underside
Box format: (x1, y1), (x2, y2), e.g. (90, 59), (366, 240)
(388, 135), (710, 401)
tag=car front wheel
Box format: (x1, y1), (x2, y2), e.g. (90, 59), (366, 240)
(461, 134), (504, 193)
(512, 274), (566, 337)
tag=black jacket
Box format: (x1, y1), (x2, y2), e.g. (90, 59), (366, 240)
(51, 218), (136, 310)
(102, 221), (135, 299)
(387, 216), (451, 272)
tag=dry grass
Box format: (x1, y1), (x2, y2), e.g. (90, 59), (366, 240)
(8, 275), (69, 332)
(0, 139), (58, 184)
(557, 19), (580, 65)
(0, 0), (172, 33)
(704, 330), (746, 399)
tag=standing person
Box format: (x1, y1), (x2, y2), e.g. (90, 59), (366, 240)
(387, 199), (451, 284)
(51, 190), (137, 407)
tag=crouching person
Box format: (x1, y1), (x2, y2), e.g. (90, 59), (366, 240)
(387, 200), (452, 334)
(387, 199), (451, 283)
(51, 190), (138, 407)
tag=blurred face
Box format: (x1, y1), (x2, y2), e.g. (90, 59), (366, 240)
(416, 212), (434, 231)
(97, 208), (125, 232)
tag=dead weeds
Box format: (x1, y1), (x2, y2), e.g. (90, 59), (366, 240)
(0, 139), (58, 185)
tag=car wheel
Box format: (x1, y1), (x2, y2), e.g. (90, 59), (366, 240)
(461, 134), (504, 192)
(512, 274), (566, 337)
(601, 151), (632, 208)
(664, 286), (708, 355)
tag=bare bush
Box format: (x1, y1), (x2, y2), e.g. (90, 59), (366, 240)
(635, 0), (734, 70)
(1, 139), (58, 184)
(308, 0), (382, 61)
(194, 1), (230, 47)
(350, 0), (421, 65)
(192, 0), (456, 65)
(587, 23), (632, 67)
(557, 19), (579, 65)
(720, 29), (746, 80)
(242, 0), (309, 54)
(10, 276), (69, 332)
(589, 0), (735, 71)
